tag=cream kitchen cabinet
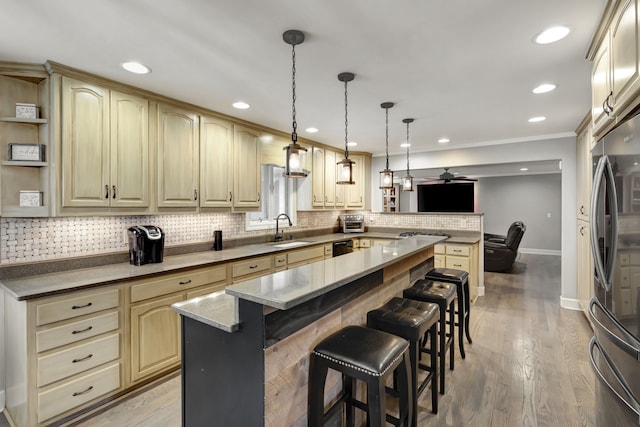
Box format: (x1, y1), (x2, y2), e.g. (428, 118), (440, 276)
(576, 115), (593, 221)
(591, 0), (640, 138)
(60, 77), (150, 210)
(577, 220), (594, 316)
(346, 153), (366, 208)
(324, 149), (337, 208)
(233, 125), (261, 209)
(128, 265), (228, 383)
(231, 255), (273, 282)
(312, 146), (325, 207)
(199, 115), (234, 208)
(5, 285), (124, 427)
(157, 102), (199, 208)
(286, 245), (325, 268)
(434, 241), (480, 300)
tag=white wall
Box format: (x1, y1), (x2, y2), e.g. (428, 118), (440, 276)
(370, 135), (578, 308)
(478, 174), (562, 252)
(1, 290), (4, 409)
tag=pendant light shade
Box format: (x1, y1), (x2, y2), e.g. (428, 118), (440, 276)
(282, 30), (308, 178)
(336, 72), (355, 185)
(379, 102), (395, 189)
(402, 118), (414, 192)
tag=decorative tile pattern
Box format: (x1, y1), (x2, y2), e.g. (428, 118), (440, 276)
(0, 211), (479, 264)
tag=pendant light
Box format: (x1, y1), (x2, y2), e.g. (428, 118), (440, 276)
(336, 72), (355, 185)
(379, 102), (395, 189)
(401, 118), (414, 191)
(282, 29), (308, 178)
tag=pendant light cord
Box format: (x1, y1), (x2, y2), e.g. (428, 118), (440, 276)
(385, 107), (390, 170)
(344, 79), (349, 159)
(406, 121), (410, 174)
(291, 43), (297, 142)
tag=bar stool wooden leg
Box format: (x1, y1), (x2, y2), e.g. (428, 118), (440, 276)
(308, 354), (329, 426)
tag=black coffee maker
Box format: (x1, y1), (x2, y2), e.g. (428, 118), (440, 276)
(127, 225), (165, 266)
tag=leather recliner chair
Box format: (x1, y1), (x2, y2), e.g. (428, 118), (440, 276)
(484, 222), (526, 272)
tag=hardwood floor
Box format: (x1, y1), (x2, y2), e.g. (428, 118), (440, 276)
(67, 253), (595, 427)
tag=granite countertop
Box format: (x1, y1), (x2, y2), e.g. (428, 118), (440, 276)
(445, 236), (481, 244)
(0, 232), (401, 301)
(172, 235), (446, 332)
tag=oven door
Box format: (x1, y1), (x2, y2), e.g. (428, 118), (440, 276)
(332, 239), (354, 257)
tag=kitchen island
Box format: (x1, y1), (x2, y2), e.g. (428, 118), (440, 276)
(172, 235), (444, 427)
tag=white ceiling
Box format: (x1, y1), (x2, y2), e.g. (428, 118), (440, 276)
(1, 0), (606, 157)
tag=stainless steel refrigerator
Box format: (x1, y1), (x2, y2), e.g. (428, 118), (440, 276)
(590, 111), (640, 425)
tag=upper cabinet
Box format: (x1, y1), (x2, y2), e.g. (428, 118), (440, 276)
(591, 0), (640, 138)
(156, 103), (199, 208)
(60, 77), (149, 210)
(200, 115), (233, 208)
(576, 115), (593, 221)
(232, 125), (261, 208)
(312, 146), (325, 207)
(346, 153), (366, 208)
(0, 65), (50, 217)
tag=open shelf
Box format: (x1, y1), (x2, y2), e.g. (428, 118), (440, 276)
(0, 117), (47, 124)
(2, 161), (47, 167)
(1, 205), (49, 217)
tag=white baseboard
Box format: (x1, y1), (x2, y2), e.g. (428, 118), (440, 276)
(0, 389), (5, 412)
(560, 297), (581, 310)
(519, 248), (561, 256)
(477, 286), (485, 297)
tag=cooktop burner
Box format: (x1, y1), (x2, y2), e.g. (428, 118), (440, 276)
(398, 231), (449, 238)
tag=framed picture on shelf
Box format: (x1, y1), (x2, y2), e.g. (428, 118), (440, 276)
(8, 143), (45, 161)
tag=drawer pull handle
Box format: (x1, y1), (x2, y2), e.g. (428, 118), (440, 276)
(453, 264), (463, 267)
(72, 386), (94, 397)
(249, 265), (258, 269)
(72, 354), (93, 363)
(179, 279), (192, 285)
(72, 326), (93, 335)
(72, 302), (93, 310)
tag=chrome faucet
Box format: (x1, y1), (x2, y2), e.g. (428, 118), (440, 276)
(274, 213), (292, 242)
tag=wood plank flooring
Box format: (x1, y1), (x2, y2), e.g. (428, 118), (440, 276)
(64, 253), (594, 427)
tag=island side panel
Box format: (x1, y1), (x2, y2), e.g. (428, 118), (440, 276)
(181, 299), (265, 427)
(264, 249), (432, 426)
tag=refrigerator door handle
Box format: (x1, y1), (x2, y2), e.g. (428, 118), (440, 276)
(590, 337), (640, 421)
(604, 156), (619, 287)
(590, 156), (610, 290)
(589, 297), (640, 360)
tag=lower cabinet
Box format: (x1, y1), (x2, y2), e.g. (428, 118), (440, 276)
(577, 219), (593, 316)
(434, 241), (480, 299)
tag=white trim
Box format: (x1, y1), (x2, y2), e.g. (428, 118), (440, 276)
(519, 248), (561, 256)
(560, 296), (581, 310)
(477, 285), (485, 297)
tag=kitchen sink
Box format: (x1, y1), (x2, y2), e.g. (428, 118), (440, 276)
(272, 241), (310, 248)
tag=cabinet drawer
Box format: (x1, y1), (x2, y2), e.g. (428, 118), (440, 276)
(630, 253), (640, 265)
(38, 362), (120, 423)
(287, 246), (325, 265)
(37, 310), (119, 353)
(274, 254), (287, 269)
(620, 253), (631, 266)
(620, 266), (630, 287)
(186, 283), (226, 300)
(434, 255), (445, 268)
(445, 256), (470, 272)
(445, 245), (470, 256)
(37, 288), (119, 327)
(232, 256), (272, 278)
(131, 265), (227, 303)
(434, 244), (446, 254)
(324, 244), (332, 257)
(359, 239), (371, 248)
(37, 333), (119, 387)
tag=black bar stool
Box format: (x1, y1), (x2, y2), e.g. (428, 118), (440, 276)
(367, 297), (439, 426)
(403, 280), (455, 394)
(424, 268), (472, 357)
(308, 325), (412, 427)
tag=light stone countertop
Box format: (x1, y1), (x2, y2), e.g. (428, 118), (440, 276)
(0, 232), (401, 301)
(443, 236), (481, 244)
(172, 235), (446, 332)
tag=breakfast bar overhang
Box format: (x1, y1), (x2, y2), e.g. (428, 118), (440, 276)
(172, 235), (445, 427)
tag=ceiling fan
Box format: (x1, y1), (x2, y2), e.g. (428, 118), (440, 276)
(422, 168), (478, 183)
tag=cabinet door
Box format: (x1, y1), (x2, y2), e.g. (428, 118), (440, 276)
(612, 0), (640, 113)
(592, 33), (614, 136)
(110, 91), (149, 208)
(312, 147), (325, 207)
(324, 149), (336, 207)
(577, 220), (593, 314)
(200, 116), (233, 207)
(157, 103), (199, 207)
(346, 154), (365, 208)
(576, 122), (592, 220)
(130, 293), (182, 382)
(61, 77), (110, 207)
(334, 156), (345, 208)
(233, 125), (261, 208)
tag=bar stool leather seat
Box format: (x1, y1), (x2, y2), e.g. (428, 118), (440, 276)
(367, 297), (439, 426)
(309, 325), (412, 427)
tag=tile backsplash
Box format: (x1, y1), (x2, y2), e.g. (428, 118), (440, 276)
(0, 211), (480, 264)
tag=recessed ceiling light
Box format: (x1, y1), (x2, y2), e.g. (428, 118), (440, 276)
(347, 141), (358, 147)
(528, 116), (546, 123)
(232, 101), (250, 110)
(305, 127), (318, 133)
(400, 143), (411, 148)
(121, 61), (151, 74)
(438, 138), (450, 144)
(534, 26), (571, 44)
(520, 167), (529, 171)
(532, 83), (557, 94)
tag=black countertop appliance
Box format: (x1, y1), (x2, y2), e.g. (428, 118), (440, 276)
(127, 225), (165, 266)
